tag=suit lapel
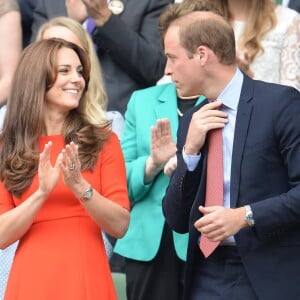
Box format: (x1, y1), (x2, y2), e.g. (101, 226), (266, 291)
(230, 76), (254, 207)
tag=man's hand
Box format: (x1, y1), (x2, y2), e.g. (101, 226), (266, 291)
(81, 0), (112, 26)
(194, 206), (248, 242)
(184, 100), (228, 155)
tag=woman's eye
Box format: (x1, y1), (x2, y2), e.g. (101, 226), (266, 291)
(58, 68), (68, 74)
(77, 68), (84, 76)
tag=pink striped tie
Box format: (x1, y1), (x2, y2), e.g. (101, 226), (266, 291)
(199, 128), (224, 258)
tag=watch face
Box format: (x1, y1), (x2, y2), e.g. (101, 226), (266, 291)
(83, 186), (93, 201)
(246, 216), (254, 226)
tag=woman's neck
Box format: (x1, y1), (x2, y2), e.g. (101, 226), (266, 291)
(43, 112), (65, 136)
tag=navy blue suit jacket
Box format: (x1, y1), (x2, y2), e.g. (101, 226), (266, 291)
(163, 74), (300, 300)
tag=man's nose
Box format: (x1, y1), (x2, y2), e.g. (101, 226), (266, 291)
(164, 60), (172, 76)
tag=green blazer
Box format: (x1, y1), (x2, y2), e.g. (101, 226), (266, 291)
(114, 83), (204, 261)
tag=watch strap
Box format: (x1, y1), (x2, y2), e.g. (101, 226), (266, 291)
(245, 205), (255, 227)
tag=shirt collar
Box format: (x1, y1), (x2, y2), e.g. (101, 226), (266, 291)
(217, 68), (243, 111)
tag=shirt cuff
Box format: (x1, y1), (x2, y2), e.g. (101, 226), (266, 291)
(182, 147), (201, 171)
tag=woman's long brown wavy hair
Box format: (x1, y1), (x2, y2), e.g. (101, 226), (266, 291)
(0, 38), (111, 197)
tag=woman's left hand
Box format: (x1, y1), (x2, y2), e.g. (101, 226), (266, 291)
(59, 142), (83, 188)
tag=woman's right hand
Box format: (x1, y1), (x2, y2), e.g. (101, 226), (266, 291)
(38, 141), (60, 197)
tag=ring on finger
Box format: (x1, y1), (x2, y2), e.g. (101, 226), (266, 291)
(69, 163), (76, 170)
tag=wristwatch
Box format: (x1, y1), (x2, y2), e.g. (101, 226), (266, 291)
(80, 185), (93, 202)
(245, 205), (255, 227)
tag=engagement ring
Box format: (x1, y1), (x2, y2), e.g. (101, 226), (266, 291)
(69, 163), (75, 170)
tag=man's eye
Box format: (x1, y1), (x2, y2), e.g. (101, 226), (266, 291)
(167, 55), (175, 62)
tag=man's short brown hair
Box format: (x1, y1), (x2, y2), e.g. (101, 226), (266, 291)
(159, 2), (236, 65)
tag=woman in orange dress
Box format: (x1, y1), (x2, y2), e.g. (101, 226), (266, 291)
(0, 38), (130, 300)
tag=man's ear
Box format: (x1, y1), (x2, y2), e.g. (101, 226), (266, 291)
(197, 45), (208, 65)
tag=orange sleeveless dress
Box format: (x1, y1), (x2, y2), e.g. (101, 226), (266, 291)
(0, 134), (130, 300)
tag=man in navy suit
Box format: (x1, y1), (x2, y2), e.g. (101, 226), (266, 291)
(160, 5), (300, 300)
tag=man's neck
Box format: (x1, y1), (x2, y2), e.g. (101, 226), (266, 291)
(204, 66), (238, 100)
